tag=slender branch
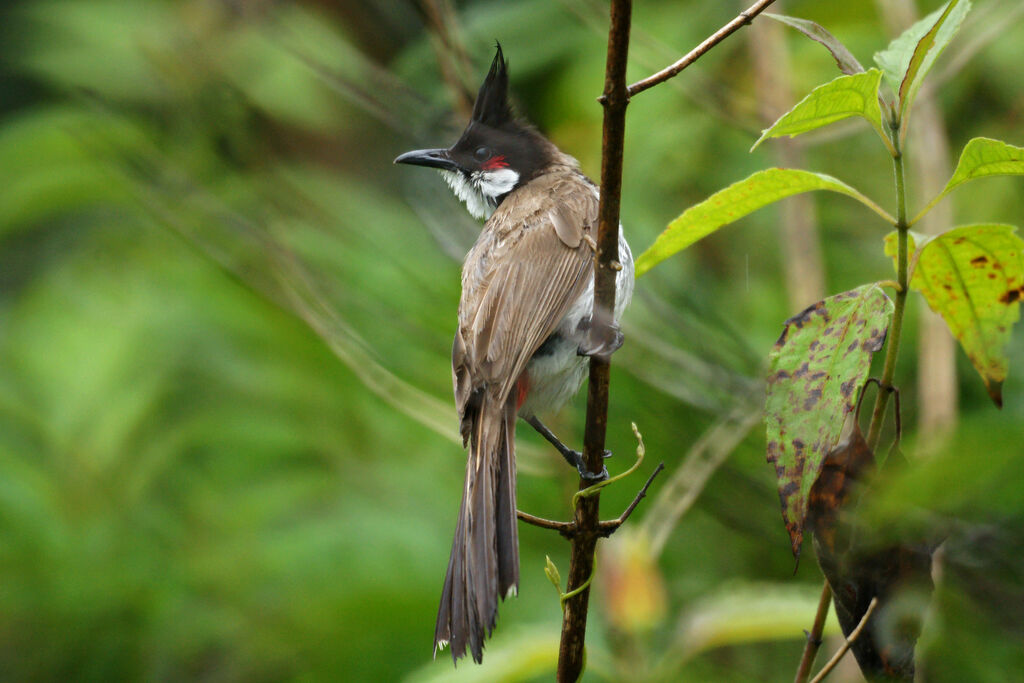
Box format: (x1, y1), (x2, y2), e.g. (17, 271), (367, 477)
(559, 1), (782, 678)
(598, 462), (665, 537)
(556, 1), (632, 679)
(517, 509), (576, 537)
(797, 107), (910, 683)
(809, 598), (880, 683)
(794, 582), (833, 683)
(519, 458), (663, 544)
(626, 0), (780, 97)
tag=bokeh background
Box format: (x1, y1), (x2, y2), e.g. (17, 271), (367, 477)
(1, 0), (1022, 680)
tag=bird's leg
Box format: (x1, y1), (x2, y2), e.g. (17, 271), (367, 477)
(525, 415), (609, 481)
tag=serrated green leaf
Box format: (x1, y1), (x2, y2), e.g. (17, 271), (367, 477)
(886, 225), (1024, 406)
(873, 0), (970, 123)
(944, 137), (1024, 191)
(763, 14), (865, 75)
(914, 138), (1024, 224)
(874, 6), (943, 93)
(899, 0), (970, 126)
(766, 284), (894, 557)
(636, 169), (894, 276)
(752, 70), (887, 151)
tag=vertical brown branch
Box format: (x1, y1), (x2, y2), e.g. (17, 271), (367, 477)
(556, 3), (782, 679)
(556, 0), (632, 680)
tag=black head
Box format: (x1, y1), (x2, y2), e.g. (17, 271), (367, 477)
(395, 44), (556, 220)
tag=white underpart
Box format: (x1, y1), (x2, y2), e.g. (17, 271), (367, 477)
(518, 226), (634, 419)
(440, 168), (520, 220)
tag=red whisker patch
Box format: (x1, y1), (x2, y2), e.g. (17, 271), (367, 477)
(481, 155), (509, 170)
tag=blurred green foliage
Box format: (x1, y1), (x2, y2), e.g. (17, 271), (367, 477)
(0, 0), (1021, 680)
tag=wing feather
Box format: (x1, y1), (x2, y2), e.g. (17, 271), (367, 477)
(454, 171), (597, 419)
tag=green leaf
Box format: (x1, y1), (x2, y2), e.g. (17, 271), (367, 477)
(899, 0), (971, 124)
(874, 6), (941, 92)
(914, 138), (1024, 223)
(766, 284), (894, 557)
(885, 225), (1024, 406)
(752, 70), (887, 151)
(873, 0), (971, 122)
(763, 14), (865, 75)
(636, 169), (894, 276)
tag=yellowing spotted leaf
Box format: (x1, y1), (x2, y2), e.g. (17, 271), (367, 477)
(886, 224), (1024, 406)
(766, 284), (893, 557)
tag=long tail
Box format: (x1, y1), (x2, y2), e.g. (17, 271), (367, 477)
(434, 393), (519, 663)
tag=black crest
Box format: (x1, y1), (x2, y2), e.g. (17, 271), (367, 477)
(471, 44), (513, 127)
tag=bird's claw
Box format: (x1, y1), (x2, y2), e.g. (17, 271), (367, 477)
(569, 449), (610, 481)
(577, 327), (624, 360)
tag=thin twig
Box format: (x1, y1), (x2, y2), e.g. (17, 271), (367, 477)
(517, 510), (575, 537)
(809, 597), (880, 683)
(794, 582), (833, 683)
(597, 462), (665, 537)
(626, 0), (780, 97)
(559, 0), (762, 133)
(519, 459), (663, 540)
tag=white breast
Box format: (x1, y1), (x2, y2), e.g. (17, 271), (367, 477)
(517, 229), (634, 418)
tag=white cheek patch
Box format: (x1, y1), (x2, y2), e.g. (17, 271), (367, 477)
(440, 170), (490, 220)
(440, 168), (521, 221)
(476, 168), (520, 199)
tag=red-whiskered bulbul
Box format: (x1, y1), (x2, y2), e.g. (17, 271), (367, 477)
(395, 45), (633, 664)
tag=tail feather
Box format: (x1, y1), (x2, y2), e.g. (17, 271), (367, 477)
(434, 394), (519, 663)
(495, 403), (519, 597)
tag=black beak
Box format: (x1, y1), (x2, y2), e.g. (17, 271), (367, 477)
(394, 147), (459, 171)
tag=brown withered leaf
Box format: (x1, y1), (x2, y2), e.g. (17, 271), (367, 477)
(808, 426), (934, 681)
(884, 224), (1024, 407)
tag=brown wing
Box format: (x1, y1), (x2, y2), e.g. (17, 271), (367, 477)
(452, 171), (596, 431)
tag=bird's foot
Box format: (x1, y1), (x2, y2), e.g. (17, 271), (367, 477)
(577, 326), (624, 360)
(567, 448), (611, 481)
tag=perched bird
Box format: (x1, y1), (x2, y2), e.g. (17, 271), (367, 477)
(395, 44), (633, 664)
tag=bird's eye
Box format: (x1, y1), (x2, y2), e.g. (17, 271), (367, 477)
(474, 146), (491, 161)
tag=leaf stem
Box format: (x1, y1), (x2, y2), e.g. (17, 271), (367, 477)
(866, 120), (910, 452)
(909, 190), (943, 226)
(797, 114), (910, 683)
